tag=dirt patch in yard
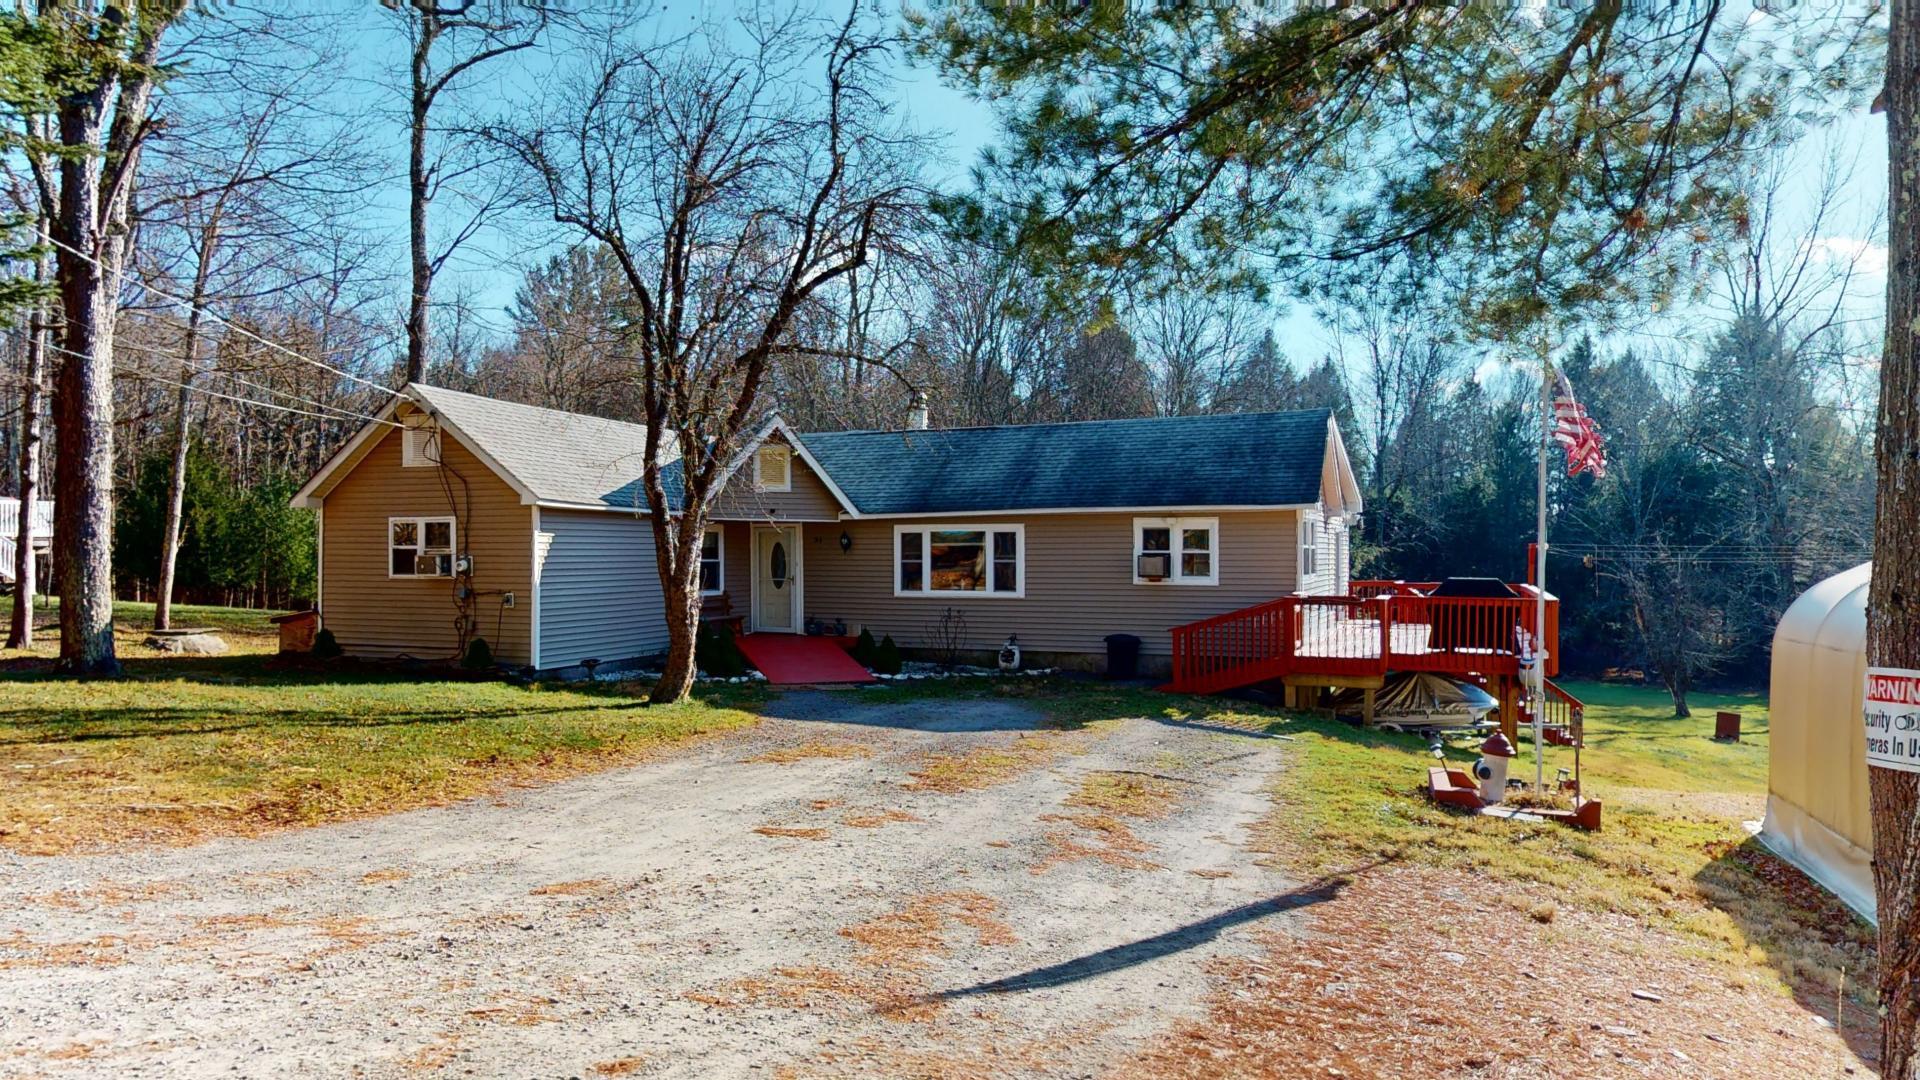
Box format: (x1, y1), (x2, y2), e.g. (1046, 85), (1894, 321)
(1114, 864), (1875, 1079)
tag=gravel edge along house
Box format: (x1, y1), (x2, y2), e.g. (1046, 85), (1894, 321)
(291, 385), (1364, 678)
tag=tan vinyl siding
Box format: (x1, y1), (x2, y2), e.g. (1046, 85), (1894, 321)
(319, 427), (532, 664)
(537, 508), (668, 668)
(710, 442), (843, 522)
(801, 510), (1303, 658)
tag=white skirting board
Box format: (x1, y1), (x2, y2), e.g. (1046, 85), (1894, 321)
(1754, 795), (1877, 924)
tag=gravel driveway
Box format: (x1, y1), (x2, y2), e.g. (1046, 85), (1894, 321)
(1, 686), (1302, 1078)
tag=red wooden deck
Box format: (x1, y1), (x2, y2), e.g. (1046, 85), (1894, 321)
(1163, 581), (1560, 696)
(736, 633), (876, 685)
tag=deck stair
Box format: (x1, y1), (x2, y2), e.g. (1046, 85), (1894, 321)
(1163, 581), (1558, 697)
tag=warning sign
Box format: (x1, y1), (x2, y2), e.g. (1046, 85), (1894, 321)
(1865, 667), (1920, 773)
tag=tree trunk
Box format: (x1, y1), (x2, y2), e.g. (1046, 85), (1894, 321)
(48, 2), (176, 674)
(650, 534), (703, 704)
(51, 93), (118, 675)
(405, 11), (436, 385)
(1875, 4), (1920, 1071)
(155, 251), (216, 632)
(6, 252), (48, 650)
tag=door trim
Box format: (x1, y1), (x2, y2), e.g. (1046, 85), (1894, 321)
(751, 524), (803, 633)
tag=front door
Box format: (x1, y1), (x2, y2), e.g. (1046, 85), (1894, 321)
(753, 525), (800, 632)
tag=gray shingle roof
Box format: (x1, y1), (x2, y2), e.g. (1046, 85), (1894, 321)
(409, 384), (675, 510)
(793, 410), (1332, 515)
(405, 385), (1333, 517)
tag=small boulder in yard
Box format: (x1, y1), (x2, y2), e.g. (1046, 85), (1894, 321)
(142, 630), (229, 655)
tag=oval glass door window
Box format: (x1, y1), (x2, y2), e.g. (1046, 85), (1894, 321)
(770, 542), (788, 589)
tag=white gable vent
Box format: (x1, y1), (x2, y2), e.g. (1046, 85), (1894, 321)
(401, 419), (442, 468)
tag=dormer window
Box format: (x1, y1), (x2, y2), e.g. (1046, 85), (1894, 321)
(754, 445), (791, 492)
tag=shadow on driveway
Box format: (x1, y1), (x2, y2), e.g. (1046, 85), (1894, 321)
(935, 859), (1394, 1001)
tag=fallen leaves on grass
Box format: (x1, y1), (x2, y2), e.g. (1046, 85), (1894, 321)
(1112, 865), (1876, 1080)
(0, 933), (151, 970)
(690, 965), (939, 1022)
(810, 798), (846, 811)
(754, 826), (831, 841)
(1031, 812), (1162, 875)
(749, 742), (874, 765)
(360, 868), (411, 885)
(465, 994), (561, 1027)
(1067, 771), (1185, 818)
(192, 912), (294, 933)
(590, 1057), (646, 1076)
(840, 809), (921, 829)
(20, 878), (194, 910)
(398, 1034), (462, 1072)
(530, 879), (612, 897)
(689, 893), (1018, 1024)
(805, 1034), (1088, 1079)
(840, 891), (1016, 971)
(904, 733), (1072, 793)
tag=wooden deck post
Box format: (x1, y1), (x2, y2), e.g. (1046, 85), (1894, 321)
(1498, 675), (1520, 743)
(1362, 686), (1376, 727)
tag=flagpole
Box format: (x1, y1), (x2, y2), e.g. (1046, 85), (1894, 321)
(1535, 337), (1550, 796)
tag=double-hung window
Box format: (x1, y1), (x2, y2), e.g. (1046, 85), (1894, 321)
(1133, 517), (1218, 585)
(895, 524), (1023, 598)
(390, 516), (455, 578)
(1300, 520), (1320, 579)
(699, 526), (725, 595)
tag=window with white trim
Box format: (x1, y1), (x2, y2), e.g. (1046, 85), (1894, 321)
(699, 526), (724, 595)
(400, 421), (441, 467)
(754, 445), (791, 491)
(1300, 520), (1320, 579)
(895, 524), (1023, 597)
(389, 516), (455, 577)
(1134, 517), (1218, 585)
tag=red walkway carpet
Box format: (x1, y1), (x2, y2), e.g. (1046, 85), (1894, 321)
(735, 634), (876, 685)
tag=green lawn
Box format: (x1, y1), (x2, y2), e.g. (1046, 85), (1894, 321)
(0, 597), (762, 854)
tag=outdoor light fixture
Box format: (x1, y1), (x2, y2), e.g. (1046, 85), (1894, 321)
(839, 530), (853, 553)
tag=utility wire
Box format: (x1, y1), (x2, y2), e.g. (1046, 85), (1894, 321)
(110, 359), (402, 427)
(45, 339), (402, 428)
(107, 337), (391, 427)
(43, 232), (405, 398)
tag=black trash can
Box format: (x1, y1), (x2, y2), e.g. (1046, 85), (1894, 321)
(1104, 633), (1142, 680)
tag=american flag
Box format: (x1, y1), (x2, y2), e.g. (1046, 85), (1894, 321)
(1551, 369), (1607, 479)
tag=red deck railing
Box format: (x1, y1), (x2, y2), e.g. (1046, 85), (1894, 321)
(1166, 585), (1559, 695)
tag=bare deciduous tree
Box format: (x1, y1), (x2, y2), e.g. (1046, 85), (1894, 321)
(490, 6), (926, 702)
(389, 0), (550, 384)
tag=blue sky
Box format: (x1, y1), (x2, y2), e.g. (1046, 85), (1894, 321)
(316, 3), (1888, 391)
